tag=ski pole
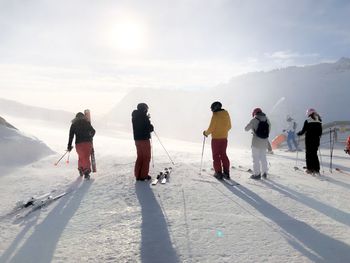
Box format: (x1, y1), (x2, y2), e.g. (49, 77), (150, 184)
(66, 151), (70, 164)
(54, 151), (69, 166)
(294, 136), (301, 170)
(329, 128), (332, 173)
(318, 148), (325, 175)
(199, 136), (206, 175)
(329, 128), (335, 173)
(153, 131), (175, 165)
(150, 137), (154, 168)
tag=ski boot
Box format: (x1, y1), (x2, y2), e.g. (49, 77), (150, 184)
(84, 172), (91, 180)
(222, 172), (230, 179)
(214, 172), (224, 180)
(250, 174), (261, 180)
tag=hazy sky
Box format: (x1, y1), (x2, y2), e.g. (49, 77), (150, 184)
(0, 0), (349, 114)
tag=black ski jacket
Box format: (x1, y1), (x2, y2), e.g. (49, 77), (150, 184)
(297, 115), (322, 149)
(132, 110), (154, 140)
(68, 118), (95, 147)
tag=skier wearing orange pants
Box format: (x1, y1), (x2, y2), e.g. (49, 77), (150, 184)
(67, 112), (96, 179)
(132, 103), (154, 181)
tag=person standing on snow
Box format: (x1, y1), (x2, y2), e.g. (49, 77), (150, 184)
(345, 136), (350, 155)
(283, 115), (300, 151)
(132, 103), (154, 181)
(297, 108), (322, 174)
(245, 108), (271, 179)
(67, 112), (96, 179)
(203, 101), (231, 180)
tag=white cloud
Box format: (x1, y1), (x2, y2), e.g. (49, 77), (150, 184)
(265, 50), (319, 60)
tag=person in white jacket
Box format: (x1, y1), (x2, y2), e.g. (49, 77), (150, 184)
(245, 108), (271, 179)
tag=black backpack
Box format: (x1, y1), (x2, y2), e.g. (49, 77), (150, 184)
(255, 119), (269, 139)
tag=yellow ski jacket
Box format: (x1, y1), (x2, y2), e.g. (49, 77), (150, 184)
(204, 110), (231, 139)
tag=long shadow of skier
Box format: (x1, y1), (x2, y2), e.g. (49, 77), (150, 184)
(135, 183), (179, 263)
(219, 181), (350, 263)
(0, 213), (40, 263)
(7, 178), (92, 263)
(261, 180), (350, 227)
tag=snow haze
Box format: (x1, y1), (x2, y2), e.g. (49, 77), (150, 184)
(1, 1), (350, 114)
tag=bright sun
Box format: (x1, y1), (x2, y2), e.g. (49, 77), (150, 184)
(109, 20), (147, 51)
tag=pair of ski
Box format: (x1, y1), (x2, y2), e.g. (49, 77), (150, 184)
(151, 167), (172, 185)
(9, 190), (69, 219)
(202, 168), (240, 186)
(294, 166), (328, 181)
(219, 177), (240, 186)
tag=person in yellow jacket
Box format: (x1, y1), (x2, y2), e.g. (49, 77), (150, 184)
(203, 101), (232, 180)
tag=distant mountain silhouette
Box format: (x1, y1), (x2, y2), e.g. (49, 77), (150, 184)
(104, 58), (349, 144)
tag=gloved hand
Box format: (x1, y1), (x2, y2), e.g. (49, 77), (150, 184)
(282, 129), (286, 132)
(345, 149), (350, 154)
(67, 145), (73, 152)
(203, 131), (208, 137)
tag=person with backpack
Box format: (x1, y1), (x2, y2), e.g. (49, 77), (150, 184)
(245, 107), (271, 179)
(297, 108), (322, 174)
(132, 103), (154, 181)
(67, 112), (96, 179)
(203, 101), (231, 180)
(283, 115), (300, 152)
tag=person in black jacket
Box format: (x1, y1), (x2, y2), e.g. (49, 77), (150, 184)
(67, 112), (95, 179)
(132, 103), (154, 181)
(297, 108), (322, 174)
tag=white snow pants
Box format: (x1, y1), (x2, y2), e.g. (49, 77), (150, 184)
(252, 146), (268, 175)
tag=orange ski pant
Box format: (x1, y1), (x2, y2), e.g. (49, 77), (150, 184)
(75, 142), (93, 174)
(211, 138), (230, 174)
(134, 140), (151, 180)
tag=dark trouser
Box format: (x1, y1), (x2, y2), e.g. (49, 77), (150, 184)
(305, 146), (320, 172)
(211, 138), (230, 174)
(135, 140), (151, 179)
(76, 142), (93, 174)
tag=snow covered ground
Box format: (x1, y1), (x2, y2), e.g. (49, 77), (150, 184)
(0, 120), (350, 263)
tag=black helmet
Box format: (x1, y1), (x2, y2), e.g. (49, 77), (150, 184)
(137, 103), (149, 112)
(210, 101), (222, 112)
(75, 112), (85, 118)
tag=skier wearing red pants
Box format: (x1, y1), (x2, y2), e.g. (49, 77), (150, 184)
(132, 103), (154, 181)
(345, 136), (350, 155)
(203, 101), (232, 180)
(67, 112), (96, 179)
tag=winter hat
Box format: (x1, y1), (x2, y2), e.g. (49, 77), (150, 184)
(137, 103), (149, 112)
(210, 101), (222, 112)
(306, 108), (317, 117)
(252, 107), (262, 117)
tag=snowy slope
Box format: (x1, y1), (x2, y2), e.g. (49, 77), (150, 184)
(0, 116), (54, 170)
(0, 98), (73, 126)
(0, 122), (349, 263)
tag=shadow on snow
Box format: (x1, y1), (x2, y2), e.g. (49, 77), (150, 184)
(219, 181), (350, 263)
(135, 182), (179, 263)
(1, 177), (91, 263)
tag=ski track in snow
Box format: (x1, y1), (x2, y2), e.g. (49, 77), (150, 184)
(0, 141), (350, 262)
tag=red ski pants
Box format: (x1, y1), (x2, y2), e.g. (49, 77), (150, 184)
(211, 138), (230, 174)
(75, 142), (93, 174)
(134, 140), (151, 180)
